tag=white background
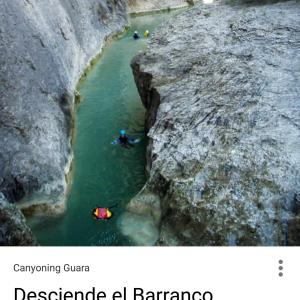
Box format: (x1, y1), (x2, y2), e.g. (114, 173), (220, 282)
(0, 247), (299, 299)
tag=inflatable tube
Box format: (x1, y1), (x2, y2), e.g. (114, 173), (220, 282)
(93, 208), (112, 220)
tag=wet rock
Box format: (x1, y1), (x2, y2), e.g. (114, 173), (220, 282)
(119, 186), (161, 245)
(0, 193), (37, 246)
(119, 212), (160, 246)
(130, 1), (300, 245)
(0, 0), (127, 241)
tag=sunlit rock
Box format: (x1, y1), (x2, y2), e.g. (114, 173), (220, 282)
(130, 1), (300, 245)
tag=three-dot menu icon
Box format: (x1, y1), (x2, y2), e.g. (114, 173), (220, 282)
(278, 260), (283, 277)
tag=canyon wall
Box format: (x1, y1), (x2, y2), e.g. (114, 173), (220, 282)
(128, 0), (196, 14)
(0, 0), (128, 245)
(126, 0), (300, 245)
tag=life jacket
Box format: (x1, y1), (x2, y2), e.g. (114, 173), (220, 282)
(93, 207), (112, 220)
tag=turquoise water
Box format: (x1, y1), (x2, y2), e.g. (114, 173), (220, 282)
(28, 13), (173, 246)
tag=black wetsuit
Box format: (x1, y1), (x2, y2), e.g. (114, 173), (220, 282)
(119, 135), (133, 148)
(119, 135), (129, 144)
(133, 33), (140, 40)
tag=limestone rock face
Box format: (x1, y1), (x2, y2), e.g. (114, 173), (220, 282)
(0, 0), (127, 207)
(0, 193), (37, 245)
(128, 1), (194, 14)
(130, 1), (300, 245)
(0, 0), (127, 244)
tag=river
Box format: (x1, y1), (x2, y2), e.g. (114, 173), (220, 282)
(28, 12), (175, 246)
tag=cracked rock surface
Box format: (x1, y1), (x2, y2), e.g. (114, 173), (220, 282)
(129, 1), (300, 245)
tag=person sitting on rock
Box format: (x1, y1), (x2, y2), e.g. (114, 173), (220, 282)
(133, 31), (140, 40)
(144, 30), (150, 38)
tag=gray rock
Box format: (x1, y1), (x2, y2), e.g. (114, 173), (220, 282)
(0, 0), (127, 242)
(0, 193), (37, 245)
(128, 0), (196, 14)
(0, 0), (127, 208)
(129, 1), (300, 245)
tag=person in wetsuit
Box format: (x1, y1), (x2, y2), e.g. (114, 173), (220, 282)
(119, 130), (133, 148)
(133, 31), (140, 40)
